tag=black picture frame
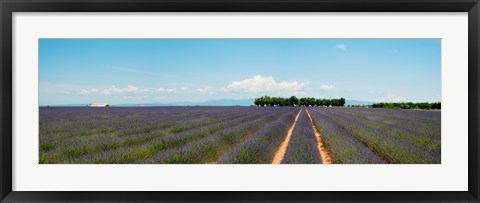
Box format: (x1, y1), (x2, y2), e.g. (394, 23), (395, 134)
(1, 0), (479, 202)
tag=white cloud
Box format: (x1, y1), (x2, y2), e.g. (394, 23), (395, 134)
(225, 75), (309, 93)
(78, 85), (213, 97)
(320, 84), (336, 91)
(194, 87), (215, 95)
(72, 77), (313, 102)
(336, 43), (347, 51)
(99, 85), (151, 95)
(157, 87), (179, 94)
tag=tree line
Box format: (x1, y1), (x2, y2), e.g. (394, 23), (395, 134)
(371, 102), (441, 110)
(254, 96), (345, 107)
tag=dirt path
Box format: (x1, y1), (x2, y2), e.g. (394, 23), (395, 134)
(272, 109), (303, 164)
(305, 109), (334, 164)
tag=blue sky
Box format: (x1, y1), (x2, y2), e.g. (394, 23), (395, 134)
(39, 39), (441, 105)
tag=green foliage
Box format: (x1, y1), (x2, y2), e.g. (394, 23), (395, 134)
(371, 102), (441, 110)
(289, 96), (299, 106)
(253, 96), (346, 107)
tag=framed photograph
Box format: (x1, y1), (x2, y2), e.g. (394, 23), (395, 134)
(1, 0), (479, 202)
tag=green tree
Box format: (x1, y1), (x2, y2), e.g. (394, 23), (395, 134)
(307, 97), (316, 107)
(330, 99), (339, 107)
(254, 97), (261, 106)
(253, 96), (351, 108)
(315, 99), (323, 107)
(255, 96), (266, 107)
(299, 98), (307, 106)
(265, 96), (273, 107)
(339, 97), (346, 107)
(289, 96), (299, 107)
(323, 99), (331, 107)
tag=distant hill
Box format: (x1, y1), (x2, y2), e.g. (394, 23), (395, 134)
(116, 99), (255, 107)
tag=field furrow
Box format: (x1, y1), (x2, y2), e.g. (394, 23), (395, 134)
(67, 111), (273, 164)
(40, 107), (264, 163)
(218, 108), (300, 164)
(317, 109), (440, 164)
(333, 108), (440, 137)
(305, 109), (333, 164)
(282, 110), (322, 164)
(308, 108), (387, 164)
(145, 109), (292, 164)
(320, 109), (441, 156)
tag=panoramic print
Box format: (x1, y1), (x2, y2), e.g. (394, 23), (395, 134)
(39, 39), (441, 164)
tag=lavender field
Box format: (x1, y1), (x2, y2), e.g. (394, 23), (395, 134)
(39, 107), (440, 164)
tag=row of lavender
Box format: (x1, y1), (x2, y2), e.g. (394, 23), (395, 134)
(308, 108), (441, 164)
(39, 107), (299, 164)
(281, 110), (322, 164)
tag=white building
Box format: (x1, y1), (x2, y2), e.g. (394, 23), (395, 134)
(88, 103), (109, 107)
